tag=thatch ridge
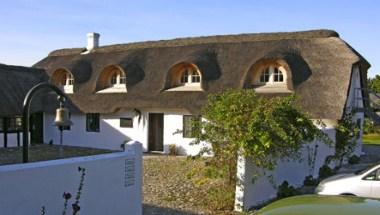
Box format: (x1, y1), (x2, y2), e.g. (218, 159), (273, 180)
(48, 29), (339, 56)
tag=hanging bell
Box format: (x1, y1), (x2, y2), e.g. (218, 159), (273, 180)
(53, 107), (73, 127)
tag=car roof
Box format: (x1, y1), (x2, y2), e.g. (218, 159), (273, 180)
(256, 195), (380, 215)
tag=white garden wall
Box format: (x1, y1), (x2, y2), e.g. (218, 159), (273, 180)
(0, 142), (143, 215)
(234, 128), (336, 210)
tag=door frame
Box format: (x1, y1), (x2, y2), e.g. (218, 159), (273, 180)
(148, 113), (164, 152)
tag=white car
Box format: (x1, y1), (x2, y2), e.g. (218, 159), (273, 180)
(316, 163), (380, 198)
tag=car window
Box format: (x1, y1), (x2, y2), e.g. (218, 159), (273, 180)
(363, 168), (380, 181)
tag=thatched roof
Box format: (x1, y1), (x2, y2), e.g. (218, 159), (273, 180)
(0, 64), (48, 117)
(33, 29), (370, 119)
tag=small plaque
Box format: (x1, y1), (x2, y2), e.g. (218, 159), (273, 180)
(124, 158), (135, 187)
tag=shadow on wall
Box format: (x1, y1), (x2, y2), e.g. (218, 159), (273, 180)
(143, 204), (200, 215)
(48, 115), (135, 151)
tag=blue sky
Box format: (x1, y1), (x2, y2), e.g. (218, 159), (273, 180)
(0, 0), (379, 77)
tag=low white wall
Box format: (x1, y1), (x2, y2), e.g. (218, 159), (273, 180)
(0, 142), (143, 215)
(235, 128), (336, 210)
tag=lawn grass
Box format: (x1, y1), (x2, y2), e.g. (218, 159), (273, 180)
(363, 133), (380, 145)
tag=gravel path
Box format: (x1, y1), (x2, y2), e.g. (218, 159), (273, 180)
(142, 155), (240, 215)
(143, 156), (208, 214)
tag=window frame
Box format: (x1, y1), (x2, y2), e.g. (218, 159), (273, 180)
(273, 67), (284, 82)
(183, 115), (201, 138)
(259, 68), (270, 83)
(120, 118), (133, 128)
(110, 70), (126, 86)
(0, 117), (23, 133)
(86, 113), (100, 132)
(257, 66), (285, 85)
(180, 67), (201, 85)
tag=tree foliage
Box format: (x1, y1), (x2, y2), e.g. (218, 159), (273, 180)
(192, 89), (331, 181)
(333, 113), (360, 167)
(368, 75), (380, 93)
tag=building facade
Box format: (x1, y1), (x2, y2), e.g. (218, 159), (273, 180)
(0, 30), (370, 157)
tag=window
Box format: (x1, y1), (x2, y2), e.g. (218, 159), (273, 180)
(8, 117), (22, 132)
(59, 72), (74, 86)
(181, 69), (189, 83)
(0, 117), (22, 133)
(260, 68), (270, 83)
(180, 67), (201, 85)
(183, 115), (200, 138)
(363, 168), (380, 181)
(257, 66), (285, 85)
(120, 118), (133, 128)
(110, 70), (126, 86)
(86, 113), (100, 132)
(192, 72), (201, 83)
(273, 68), (284, 82)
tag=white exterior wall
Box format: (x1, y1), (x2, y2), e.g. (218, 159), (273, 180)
(161, 110), (209, 156)
(44, 112), (145, 151)
(44, 109), (208, 155)
(0, 133), (22, 148)
(0, 142), (143, 215)
(346, 65), (365, 155)
(235, 128), (336, 210)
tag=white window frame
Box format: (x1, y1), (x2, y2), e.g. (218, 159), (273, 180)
(110, 70), (126, 87)
(257, 66), (285, 85)
(180, 67), (201, 86)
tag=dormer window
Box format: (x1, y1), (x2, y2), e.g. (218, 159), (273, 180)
(97, 65), (127, 93)
(248, 61), (291, 93)
(257, 66), (285, 85)
(260, 68), (270, 83)
(180, 67), (201, 85)
(273, 68), (284, 82)
(110, 70), (126, 86)
(62, 73), (74, 86)
(51, 69), (74, 94)
(166, 63), (203, 91)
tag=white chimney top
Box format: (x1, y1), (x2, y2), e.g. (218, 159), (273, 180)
(86, 32), (100, 51)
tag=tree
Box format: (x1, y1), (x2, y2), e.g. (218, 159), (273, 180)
(191, 89), (331, 185)
(334, 113), (360, 167)
(368, 75), (380, 93)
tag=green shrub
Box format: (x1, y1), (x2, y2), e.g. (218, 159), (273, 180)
(348, 155), (360, 164)
(303, 175), (318, 186)
(277, 181), (300, 199)
(205, 185), (235, 211)
(363, 118), (375, 134)
(318, 165), (336, 180)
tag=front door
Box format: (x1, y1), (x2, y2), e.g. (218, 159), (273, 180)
(30, 112), (44, 145)
(148, 113), (164, 152)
